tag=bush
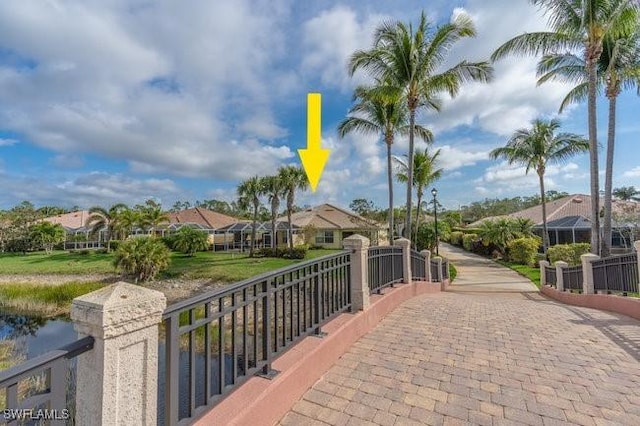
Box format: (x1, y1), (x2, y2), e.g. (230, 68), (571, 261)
(547, 243), (591, 266)
(172, 227), (209, 256)
(108, 240), (122, 251)
(507, 237), (541, 266)
(113, 237), (171, 282)
(415, 221), (451, 252)
(449, 231), (464, 246)
(462, 233), (479, 251)
(254, 247), (283, 257)
(282, 247), (307, 259)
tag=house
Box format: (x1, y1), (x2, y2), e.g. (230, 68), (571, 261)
(285, 203), (384, 249)
(468, 194), (640, 250)
(41, 210), (104, 249)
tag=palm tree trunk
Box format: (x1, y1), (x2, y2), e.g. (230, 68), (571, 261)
(405, 108), (415, 240)
(538, 172), (550, 253)
(414, 192), (422, 246)
(251, 204), (258, 257)
(271, 200), (278, 251)
(287, 197), (294, 251)
(386, 142), (394, 244)
(602, 95), (616, 258)
(587, 54), (601, 255)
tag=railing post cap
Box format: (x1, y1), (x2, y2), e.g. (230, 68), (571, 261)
(342, 234), (370, 249)
(555, 261), (568, 268)
(434, 256), (443, 262)
(634, 240), (640, 251)
(581, 253), (600, 261)
(71, 281), (167, 339)
(420, 249), (431, 256)
(539, 260), (549, 267)
(393, 238), (411, 248)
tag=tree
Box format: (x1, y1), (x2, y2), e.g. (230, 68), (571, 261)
(278, 166), (309, 250)
(237, 176), (263, 257)
(172, 226), (209, 256)
(137, 199), (169, 233)
(29, 222), (65, 253)
(86, 203), (128, 252)
(492, 0), (640, 255)
(350, 11), (493, 241)
(113, 237), (171, 282)
(537, 28), (640, 256)
(349, 199), (377, 218)
(395, 147), (443, 244)
(261, 175), (286, 250)
(490, 118), (588, 253)
(613, 186), (640, 200)
(338, 83), (432, 240)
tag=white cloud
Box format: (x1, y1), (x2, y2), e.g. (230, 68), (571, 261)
(623, 167), (640, 178)
(50, 154), (84, 169)
(437, 145), (488, 170)
(0, 138), (18, 146)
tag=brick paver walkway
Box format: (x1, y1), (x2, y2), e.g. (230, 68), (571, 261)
(279, 245), (640, 425)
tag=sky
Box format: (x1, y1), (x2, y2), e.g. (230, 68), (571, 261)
(0, 0), (638, 212)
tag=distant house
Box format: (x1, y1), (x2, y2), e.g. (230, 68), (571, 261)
(41, 210), (104, 249)
(285, 203), (384, 249)
(166, 207), (237, 230)
(468, 194), (640, 250)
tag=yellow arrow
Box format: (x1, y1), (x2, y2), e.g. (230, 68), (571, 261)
(298, 92), (330, 192)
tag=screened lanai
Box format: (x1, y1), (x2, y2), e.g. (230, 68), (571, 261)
(213, 221), (299, 252)
(534, 215), (591, 245)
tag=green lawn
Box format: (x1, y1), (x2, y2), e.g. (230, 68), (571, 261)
(0, 248), (342, 282)
(497, 260), (541, 288)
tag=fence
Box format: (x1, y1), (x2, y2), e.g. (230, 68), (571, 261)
(562, 265), (583, 292)
(161, 251), (351, 425)
(0, 336), (94, 425)
(367, 246), (404, 294)
(592, 253), (639, 294)
(410, 249), (426, 280)
(442, 259), (450, 280)
(544, 264), (557, 287)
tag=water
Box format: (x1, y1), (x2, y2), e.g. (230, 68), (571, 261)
(0, 312), (77, 359)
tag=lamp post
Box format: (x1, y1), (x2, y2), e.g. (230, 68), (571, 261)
(431, 188), (439, 256)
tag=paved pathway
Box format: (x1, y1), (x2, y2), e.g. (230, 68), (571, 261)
(279, 244), (640, 425)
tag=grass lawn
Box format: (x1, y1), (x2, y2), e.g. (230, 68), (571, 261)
(0, 248), (342, 281)
(497, 260), (541, 288)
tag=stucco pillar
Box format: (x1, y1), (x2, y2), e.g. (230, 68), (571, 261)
(635, 241), (640, 289)
(539, 260), (549, 287)
(421, 250), (431, 282)
(581, 254), (600, 294)
(71, 282), (166, 426)
(555, 261), (568, 292)
(343, 234), (370, 311)
(394, 238), (411, 284)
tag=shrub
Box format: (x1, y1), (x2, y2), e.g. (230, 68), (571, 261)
(449, 231), (464, 246)
(462, 233), (479, 251)
(547, 243), (591, 266)
(172, 227), (209, 256)
(282, 247), (307, 259)
(415, 221), (451, 252)
(507, 237), (541, 266)
(108, 240), (122, 251)
(113, 237), (171, 282)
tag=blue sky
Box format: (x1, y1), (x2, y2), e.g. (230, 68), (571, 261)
(0, 0), (638, 211)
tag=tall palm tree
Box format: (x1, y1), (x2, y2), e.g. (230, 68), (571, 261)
(537, 28), (640, 256)
(394, 148), (443, 243)
(86, 203), (128, 252)
(490, 118), (589, 253)
(338, 83), (433, 242)
(349, 11), (493, 241)
(261, 174), (286, 250)
(115, 208), (138, 240)
(278, 166), (308, 250)
(237, 176), (263, 257)
(492, 0), (639, 255)
(138, 202), (169, 234)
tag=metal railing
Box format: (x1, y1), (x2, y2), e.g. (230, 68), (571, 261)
(410, 250), (426, 280)
(0, 336), (94, 425)
(544, 264), (557, 287)
(562, 265), (583, 292)
(161, 251), (351, 425)
(367, 246), (403, 294)
(442, 259), (450, 280)
(430, 259), (439, 282)
(592, 253), (639, 294)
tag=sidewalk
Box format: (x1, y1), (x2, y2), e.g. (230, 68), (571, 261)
(279, 244), (640, 426)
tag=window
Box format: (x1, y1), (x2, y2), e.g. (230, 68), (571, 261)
(315, 231), (334, 244)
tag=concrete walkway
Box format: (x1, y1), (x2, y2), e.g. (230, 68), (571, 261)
(279, 244), (640, 426)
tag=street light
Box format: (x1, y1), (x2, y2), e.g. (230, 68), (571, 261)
(431, 188), (439, 256)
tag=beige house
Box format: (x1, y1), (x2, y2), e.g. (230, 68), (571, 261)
(285, 203), (384, 249)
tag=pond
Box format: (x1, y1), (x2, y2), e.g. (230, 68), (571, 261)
(0, 312), (77, 360)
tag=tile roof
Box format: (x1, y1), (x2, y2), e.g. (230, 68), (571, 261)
(283, 203), (380, 230)
(43, 210), (91, 230)
(167, 207), (238, 229)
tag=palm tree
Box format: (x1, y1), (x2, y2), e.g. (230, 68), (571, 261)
(394, 148), (443, 243)
(537, 28), (640, 256)
(138, 202), (169, 234)
(613, 186), (640, 200)
(278, 166), (309, 250)
(86, 203), (128, 252)
(490, 118), (589, 253)
(492, 0), (639, 255)
(237, 176), (263, 257)
(261, 174), (286, 250)
(349, 11), (493, 241)
(337, 83), (433, 242)
(115, 208), (138, 240)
